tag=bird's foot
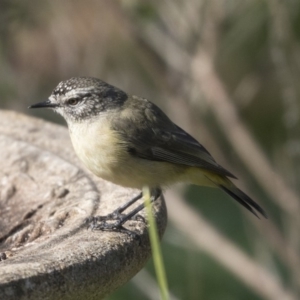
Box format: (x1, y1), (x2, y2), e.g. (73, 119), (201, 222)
(132, 214), (146, 222)
(90, 211), (125, 222)
(85, 188), (161, 236)
(86, 216), (140, 238)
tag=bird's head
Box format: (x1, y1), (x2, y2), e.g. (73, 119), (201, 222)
(29, 77), (128, 123)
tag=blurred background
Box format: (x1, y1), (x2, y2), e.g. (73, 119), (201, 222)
(1, 0), (300, 299)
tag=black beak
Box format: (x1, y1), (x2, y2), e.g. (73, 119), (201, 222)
(28, 99), (59, 109)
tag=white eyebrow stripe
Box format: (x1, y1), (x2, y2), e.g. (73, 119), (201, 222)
(65, 87), (95, 97)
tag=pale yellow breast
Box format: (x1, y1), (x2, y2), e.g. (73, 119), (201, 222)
(68, 117), (123, 182)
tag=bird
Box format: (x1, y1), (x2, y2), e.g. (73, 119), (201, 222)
(29, 77), (267, 230)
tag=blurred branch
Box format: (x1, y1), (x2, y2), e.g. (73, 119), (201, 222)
(190, 45), (300, 290)
(264, 2), (300, 292)
(166, 190), (297, 300)
(166, 84), (300, 288)
(131, 269), (180, 300)
(190, 48), (300, 215)
(267, 0), (300, 132)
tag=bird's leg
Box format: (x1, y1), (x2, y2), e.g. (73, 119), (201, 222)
(95, 192), (143, 221)
(88, 188), (161, 231)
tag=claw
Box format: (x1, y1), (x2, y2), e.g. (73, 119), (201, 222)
(85, 189), (161, 236)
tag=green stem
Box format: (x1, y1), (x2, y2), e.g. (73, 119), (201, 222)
(143, 187), (169, 300)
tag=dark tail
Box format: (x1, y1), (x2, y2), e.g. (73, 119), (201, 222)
(201, 173), (267, 218)
(218, 184), (268, 219)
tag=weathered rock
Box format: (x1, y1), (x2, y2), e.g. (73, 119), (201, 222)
(0, 110), (167, 300)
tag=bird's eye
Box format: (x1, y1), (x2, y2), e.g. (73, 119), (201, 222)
(67, 98), (79, 106)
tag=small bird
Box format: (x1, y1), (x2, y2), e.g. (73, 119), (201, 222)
(29, 77), (267, 229)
